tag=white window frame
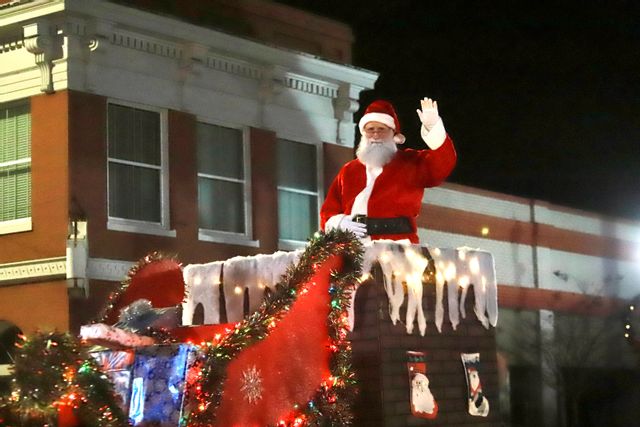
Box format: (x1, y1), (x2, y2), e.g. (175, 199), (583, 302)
(196, 119), (258, 247)
(106, 99), (175, 237)
(0, 101), (32, 235)
(0, 216), (31, 235)
(277, 137), (323, 250)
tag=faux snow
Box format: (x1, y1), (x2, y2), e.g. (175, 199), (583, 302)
(182, 242), (497, 336)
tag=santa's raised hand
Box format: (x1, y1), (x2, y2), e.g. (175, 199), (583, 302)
(416, 97), (440, 131)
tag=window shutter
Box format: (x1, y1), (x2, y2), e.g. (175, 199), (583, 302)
(14, 164), (31, 218)
(0, 103), (31, 221)
(0, 170), (17, 221)
(15, 106), (31, 159)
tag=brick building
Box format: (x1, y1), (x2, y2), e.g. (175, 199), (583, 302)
(1, 1), (639, 426)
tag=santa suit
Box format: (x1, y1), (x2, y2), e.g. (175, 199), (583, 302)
(320, 122), (456, 243)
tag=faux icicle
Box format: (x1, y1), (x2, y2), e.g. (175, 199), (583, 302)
(181, 240), (498, 335)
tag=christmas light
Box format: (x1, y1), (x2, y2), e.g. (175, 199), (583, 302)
(459, 275), (470, 289)
(185, 230), (361, 426)
(1, 331), (127, 426)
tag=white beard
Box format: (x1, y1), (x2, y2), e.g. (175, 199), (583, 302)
(356, 135), (397, 168)
(411, 373), (436, 414)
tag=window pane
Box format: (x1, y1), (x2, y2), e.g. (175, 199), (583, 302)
(108, 104), (161, 165)
(197, 123), (243, 179)
(109, 162), (161, 222)
(277, 139), (316, 191)
(198, 178), (245, 233)
(278, 190), (317, 241)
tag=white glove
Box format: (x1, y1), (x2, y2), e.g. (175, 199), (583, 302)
(416, 97), (440, 131)
(339, 216), (367, 238)
(326, 214), (367, 238)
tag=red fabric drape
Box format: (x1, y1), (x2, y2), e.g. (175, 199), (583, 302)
(104, 259), (185, 324)
(214, 255), (342, 426)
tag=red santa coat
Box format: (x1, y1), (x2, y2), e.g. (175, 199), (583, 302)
(320, 136), (456, 243)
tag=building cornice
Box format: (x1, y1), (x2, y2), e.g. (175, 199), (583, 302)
(0, 0), (64, 26)
(86, 257), (134, 282)
(59, 0), (377, 88)
(57, 6), (366, 98)
(0, 256), (66, 285)
(1, 0), (377, 145)
(0, 38), (24, 53)
(0, 256), (135, 285)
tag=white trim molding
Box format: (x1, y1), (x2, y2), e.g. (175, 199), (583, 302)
(86, 257), (135, 282)
(105, 99), (176, 237)
(0, 256), (66, 285)
(1, 0), (378, 146)
(0, 217), (32, 235)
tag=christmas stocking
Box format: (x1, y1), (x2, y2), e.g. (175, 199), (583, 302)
(461, 352), (490, 417)
(407, 351), (438, 419)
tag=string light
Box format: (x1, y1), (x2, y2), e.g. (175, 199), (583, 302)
(2, 232), (362, 427)
(624, 299), (638, 345)
(1, 331), (127, 426)
(186, 230), (362, 426)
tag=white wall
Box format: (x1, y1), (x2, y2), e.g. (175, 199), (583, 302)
(422, 185), (640, 299)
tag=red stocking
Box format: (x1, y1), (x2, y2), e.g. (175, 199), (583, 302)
(407, 351), (438, 419)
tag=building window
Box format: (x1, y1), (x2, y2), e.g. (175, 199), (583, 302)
(197, 122), (253, 242)
(277, 139), (319, 242)
(0, 102), (31, 234)
(107, 102), (173, 236)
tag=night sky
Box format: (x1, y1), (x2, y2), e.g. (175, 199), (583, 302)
(277, 0), (640, 221)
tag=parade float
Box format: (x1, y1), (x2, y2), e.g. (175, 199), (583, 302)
(0, 230), (501, 426)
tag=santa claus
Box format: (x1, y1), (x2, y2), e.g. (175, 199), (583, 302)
(320, 97), (457, 243)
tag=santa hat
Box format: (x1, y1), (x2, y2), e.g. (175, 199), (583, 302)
(358, 99), (406, 144)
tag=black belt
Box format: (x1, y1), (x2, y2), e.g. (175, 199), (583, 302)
(353, 215), (413, 235)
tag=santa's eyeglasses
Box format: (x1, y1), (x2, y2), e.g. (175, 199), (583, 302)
(363, 126), (393, 136)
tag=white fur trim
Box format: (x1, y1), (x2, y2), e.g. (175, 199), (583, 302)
(420, 118), (447, 149)
(359, 112), (396, 132)
(351, 164), (383, 216)
(393, 133), (406, 144)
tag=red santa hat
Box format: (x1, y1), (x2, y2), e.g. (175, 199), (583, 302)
(358, 99), (406, 144)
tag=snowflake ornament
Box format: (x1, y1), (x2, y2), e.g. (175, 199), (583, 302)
(240, 365), (264, 404)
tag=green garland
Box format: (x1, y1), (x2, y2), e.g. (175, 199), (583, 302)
(185, 229), (363, 426)
(0, 331), (128, 426)
(0, 231), (362, 426)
